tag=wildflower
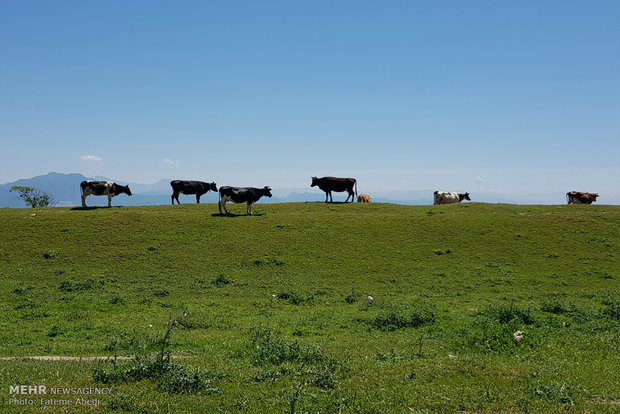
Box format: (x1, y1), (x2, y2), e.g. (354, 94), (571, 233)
(514, 330), (524, 342)
(367, 295), (374, 302)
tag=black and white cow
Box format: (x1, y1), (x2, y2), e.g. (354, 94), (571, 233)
(170, 180), (218, 204)
(218, 186), (272, 215)
(311, 176), (357, 203)
(433, 191), (471, 205)
(80, 181), (132, 207)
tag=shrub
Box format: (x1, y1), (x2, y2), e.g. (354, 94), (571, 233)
(601, 298), (620, 321)
(249, 327), (327, 366)
(369, 304), (435, 331)
(253, 256), (285, 266)
(277, 290), (313, 305)
(94, 323), (220, 395)
(214, 274), (233, 287)
(531, 380), (579, 404)
(540, 300), (568, 314)
(153, 289), (169, 297)
(10, 185), (56, 208)
(478, 304), (535, 325)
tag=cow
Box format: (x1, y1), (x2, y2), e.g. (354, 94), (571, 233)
(566, 191), (599, 204)
(170, 180), (217, 205)
(433, 191), (471, 205)
(311, 176), (357, 203)
(80, 181), (132, 207)
(357, 193), (372, 203)
(218, 186), (272, 215)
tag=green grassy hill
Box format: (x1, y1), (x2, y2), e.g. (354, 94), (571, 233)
(0, 203), (618, 413)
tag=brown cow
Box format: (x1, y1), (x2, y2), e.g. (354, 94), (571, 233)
(357, 194), (372, 203)
(566, 191), (599, 204)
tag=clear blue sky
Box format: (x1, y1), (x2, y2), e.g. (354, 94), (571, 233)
(1, 1), (619, 201)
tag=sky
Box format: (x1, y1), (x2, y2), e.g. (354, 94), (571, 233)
(1, 1), (619, 201)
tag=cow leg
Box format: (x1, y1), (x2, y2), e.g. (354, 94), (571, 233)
(220, 200), (231, 215)
(218, 200), (224, 214)
(108, 195), (112, 207)
(196, 194), (200, 203)
(81, 194), (87, 208)
(324, 192), (329, 203)
(247, 202), (252, 215)
(171, 193), (177, 205)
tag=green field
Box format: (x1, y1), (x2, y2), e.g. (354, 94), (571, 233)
(0, 202), (618, 413)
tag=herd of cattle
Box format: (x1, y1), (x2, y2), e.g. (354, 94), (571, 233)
(79, 177), (600, 214)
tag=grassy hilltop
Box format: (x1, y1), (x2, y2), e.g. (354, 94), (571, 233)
(0, 202), (618, 413)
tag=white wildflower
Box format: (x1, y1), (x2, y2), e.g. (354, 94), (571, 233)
(514, 330), (524, 342)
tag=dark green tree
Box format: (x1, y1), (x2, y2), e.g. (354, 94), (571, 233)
(10, 186), (56, 208)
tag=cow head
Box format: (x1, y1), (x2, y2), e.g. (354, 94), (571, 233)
(461, 192), (471, 201)
(263, 186), (273, 198)
(210, 182), (218, 192)
(120, 185), (132, 196)
(310, 177), (318, 187)
(591, 193), (599, 201)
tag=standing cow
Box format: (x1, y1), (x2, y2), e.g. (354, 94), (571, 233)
(433, 191), (471, 205)
(311, 176), (357, 203)
(566, 191), (599, 204)
(218, 186), (272, 215)
(170, 180), (218, 204)
(80, 181), (132, 207)
(357, 194), (372, 203)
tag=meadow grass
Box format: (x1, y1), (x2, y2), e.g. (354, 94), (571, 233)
(0, 202), (618, 412)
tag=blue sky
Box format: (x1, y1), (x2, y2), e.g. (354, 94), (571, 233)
(1, 1), (619, 201)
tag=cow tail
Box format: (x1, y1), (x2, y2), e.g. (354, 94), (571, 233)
(355, 179), (358, 199)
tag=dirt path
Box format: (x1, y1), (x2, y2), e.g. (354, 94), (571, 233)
(0, 355), (190, 361)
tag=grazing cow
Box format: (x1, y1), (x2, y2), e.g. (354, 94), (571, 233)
(170, 180), (217, 204)
(357, 194), (372, 203)
(80, 181), (132, 207)
(218, 186), (272, 215)
(433, 191), (471, 205)
(566, 191), (599, 204)
(311, 176), (357, 203)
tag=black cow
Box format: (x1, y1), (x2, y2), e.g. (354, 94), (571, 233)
(170, 180), (218, 204)
(311, 176), (357, 203)
(218, 186), (272, 215)
(80, 181), (132, 207)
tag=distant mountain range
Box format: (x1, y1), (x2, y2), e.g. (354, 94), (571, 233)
(2, 172), (613, 207)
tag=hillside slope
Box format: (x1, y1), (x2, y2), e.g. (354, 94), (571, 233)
(0, 203), (618, 413)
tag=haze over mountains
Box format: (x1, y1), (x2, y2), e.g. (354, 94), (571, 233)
(0, 172), (614, 208)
